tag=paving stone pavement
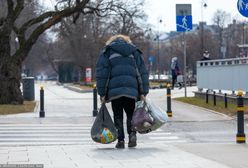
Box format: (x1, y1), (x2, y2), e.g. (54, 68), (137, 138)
(0, 143), (233, 168)
(0, 82), (247, 168)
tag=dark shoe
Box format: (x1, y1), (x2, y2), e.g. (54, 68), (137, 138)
(128, 133), (137, 148)
(115, 141), (125, 149)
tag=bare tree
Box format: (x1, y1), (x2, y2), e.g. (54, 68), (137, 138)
(47, 0), (147, 81)
(0, 0), (116, 104)
(212, 9), (231, 58)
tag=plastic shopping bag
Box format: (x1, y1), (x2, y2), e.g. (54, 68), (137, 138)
(91, 104), (117, 144)
(146, 99), (168, 131)
(131, 101), (154, 134)
(177, 75), (184, 83)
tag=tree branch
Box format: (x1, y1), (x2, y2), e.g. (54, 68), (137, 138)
(7, 0), (14, 18)
(19, 11), (56, 34)
(14, 0), (91, 62)
(13, 0), (24, 22)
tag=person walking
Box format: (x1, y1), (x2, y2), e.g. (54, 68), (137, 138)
(96, 34), (149, 149)
(171, 57), (180, 89)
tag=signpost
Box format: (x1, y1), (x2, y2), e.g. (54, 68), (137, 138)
(176, 4), (192, 32)
(148, 56), (155, 63)
(148, 56), (155, 75)
(85, 68), (92, 84)
(237, 0), (248, 18)
(176, 4), (192, 97)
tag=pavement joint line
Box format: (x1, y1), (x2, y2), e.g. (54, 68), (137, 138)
(0, 124), (93, 126)
(0, 138), (91, 141)
(0, 140), (184, 147)
(0, 127), (92, 130)
(149, 136), (179, 140)
(0, 133), (91, 136)
(0, 131), (90, 133)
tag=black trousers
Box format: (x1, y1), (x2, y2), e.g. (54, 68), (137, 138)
(111, 97), (136, 141)
(172, 75), (177, 88)
(172, 75), (182, 88)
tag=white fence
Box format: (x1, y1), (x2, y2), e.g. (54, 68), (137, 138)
(197, 57), (248, 92)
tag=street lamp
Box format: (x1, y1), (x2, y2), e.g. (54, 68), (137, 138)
(200, 1), (207, 56)
(145, 28), (152, 75)
(157, 19), (162, 80)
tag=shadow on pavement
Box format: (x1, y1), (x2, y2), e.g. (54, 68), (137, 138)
(91, 146), (168, 160)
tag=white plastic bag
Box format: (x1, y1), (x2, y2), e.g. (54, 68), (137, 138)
(131, 101), (154, 134)
(177, 75), (184, 83)
(146, 99), (168, 131)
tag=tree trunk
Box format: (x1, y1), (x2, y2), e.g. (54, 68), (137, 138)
(0, 34), (23, 104)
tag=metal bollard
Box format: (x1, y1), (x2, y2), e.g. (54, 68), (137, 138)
(213, 91), (216, 106)
(236, 91), (246, 144)
(39, 86), (45, 118)
(206, 90), (209, 104)
(92, 84), (98, 117)
(166, 84), (172, 117)
(224, 93), (228, 108)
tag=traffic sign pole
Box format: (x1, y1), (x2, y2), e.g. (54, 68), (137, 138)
(183, 32), (187, 97)
(176, 4), (192, 97)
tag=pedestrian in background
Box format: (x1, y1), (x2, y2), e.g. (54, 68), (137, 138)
(171, 57), (180, 89)
(96, 34), (149, 149)
(201, 50), (210, 61)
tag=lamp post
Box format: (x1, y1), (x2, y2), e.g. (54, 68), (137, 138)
(157, 19), (162, 81)
(146, 28), (152, 75)
(200, 1), (207, 56)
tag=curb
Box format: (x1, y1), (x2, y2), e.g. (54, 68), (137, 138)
(63, 84), (92, 93)
(34, 101), (39, 113)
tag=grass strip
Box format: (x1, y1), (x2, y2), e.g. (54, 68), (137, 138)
(0, 101), (36, 115)
(175, 97), (248, 116)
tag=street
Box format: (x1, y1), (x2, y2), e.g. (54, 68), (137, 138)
(0, 82), (247, 168)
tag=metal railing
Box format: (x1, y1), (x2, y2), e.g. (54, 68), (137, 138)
(197, 57), (248, 92)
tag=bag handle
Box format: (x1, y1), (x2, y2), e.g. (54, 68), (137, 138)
(141, 100), (147, 109)
(101, 103), (106, 121)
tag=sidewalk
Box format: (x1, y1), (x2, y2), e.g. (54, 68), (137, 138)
(0, 82), (247, 168)
(0, 143), (235, 168)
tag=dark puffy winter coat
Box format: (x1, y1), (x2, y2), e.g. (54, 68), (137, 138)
(96, 39), (149, 102)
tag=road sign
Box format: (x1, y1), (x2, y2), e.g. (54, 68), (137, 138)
(237, 0), (248, 18)
(176, 4), (192, 32)
(148, 56), (155, 62)
(176, 15), (192, 32)
(85, 68), (92, 83)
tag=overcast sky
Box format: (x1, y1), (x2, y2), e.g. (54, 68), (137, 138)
(41, 0), (246, 32)
(144, 0), (245, 32)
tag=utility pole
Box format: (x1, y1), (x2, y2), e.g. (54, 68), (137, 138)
(200, 1), (207, 56)
(176, 4), (192, 97)
(183, 32), (187, 97)
(157, 19), (162, 81)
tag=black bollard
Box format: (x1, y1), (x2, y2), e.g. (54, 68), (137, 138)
(224, 93), (228, 108)
(39, 86), (45, 118)
(166, 84), (172, 117)
(206, 90), (209, 104)
(92, 84), (98, 117)
(236, 91), (246, 143)
(213, 91), (216, 106)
